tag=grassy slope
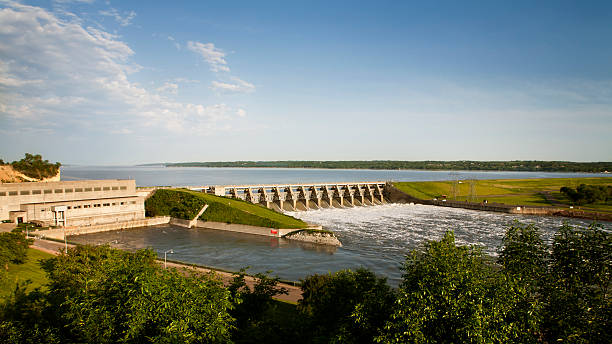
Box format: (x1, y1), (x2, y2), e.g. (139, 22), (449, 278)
(145, 189), (307, 229)
(393, 177), (612, 211)
(186, 191), (307, 229)
(0, 248), (53, 299)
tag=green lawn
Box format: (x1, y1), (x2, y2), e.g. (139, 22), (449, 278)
(188, 191), (307, 229)
(0, 248), (53, 299)
(145, 189), (307, 229)
(393, 177), (612, 212)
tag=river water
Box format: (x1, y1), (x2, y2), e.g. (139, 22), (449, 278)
(65, 166), (610, 286)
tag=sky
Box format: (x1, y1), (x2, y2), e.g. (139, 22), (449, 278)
(1, 0), (611, 165)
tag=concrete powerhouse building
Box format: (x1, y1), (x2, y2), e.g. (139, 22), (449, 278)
(0, 180), (145, 227)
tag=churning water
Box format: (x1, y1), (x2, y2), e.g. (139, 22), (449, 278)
(71, 204), (608, 287)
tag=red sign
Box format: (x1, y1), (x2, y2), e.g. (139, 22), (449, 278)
(270, 229), (278, 235)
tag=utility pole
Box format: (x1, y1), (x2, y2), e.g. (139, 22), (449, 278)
(469, 180), (476, 202)
(449, 172), (459, 200)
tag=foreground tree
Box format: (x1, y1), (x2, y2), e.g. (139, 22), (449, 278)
(0, 245), (235, 344)
(543, 223), (611, 343)
(298, 268), (395, 344)
(379, 232), (541, 343)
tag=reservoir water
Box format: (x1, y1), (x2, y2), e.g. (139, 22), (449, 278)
(61, 165), (608, 187)
(65, 166), (610, 286)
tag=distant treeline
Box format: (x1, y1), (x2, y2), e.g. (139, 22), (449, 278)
(165, 160), (612, 172)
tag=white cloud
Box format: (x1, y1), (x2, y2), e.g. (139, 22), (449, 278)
(236, 108), (246, 117)
(187, 41), (230, 72)
(167, 35), (180, 50)
(53, 0), (95, 3)
(0, 2), (239, 134)
(99, 8), (136, 27)
(211, 77), (255, 93)
(157, 82), (178, 94)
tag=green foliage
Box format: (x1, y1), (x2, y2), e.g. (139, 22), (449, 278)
(42, 245), (235, 343)
(145, 189), (307, 228)
(379, 232), (541, 343)
(144, 189), (207, 219)
(543, 223), (611, 343)
(191, 191), (306, 229)
(11, 153), (61, 180)
(560, 184), (612, 205)
(229, 268), (295, 343)
(0, 248), (52, 299)
(498, 222), (547, 281)
(0, 233), (33, 282)
(167, 160), (612, 172)
(299, 268), (395, 344)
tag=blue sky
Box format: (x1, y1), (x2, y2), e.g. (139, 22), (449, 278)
(1, 0), (611, 164)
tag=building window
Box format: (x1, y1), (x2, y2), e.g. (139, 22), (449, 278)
(103, 187), (110, 191)
(94, 204), (101, 207)
(0, 192), (6, 196)
(112, 186), (119, 190)
(67, 206), (72, 209)
(20, 190), (30, 195)
(84, 188), (92, 192)
(103, 203), (110, 206)
(94, 187), (101, 191)
(75, 188), (83, 192)
(32, 190), (41, 195)
(65, 189), (73, 193)
(84, 205), (91, 208)
(112, 202), (117, 206)
(44, 189), (52, 194)
(9, 191), (17, 196)
(120, 202), (126, 205)
(55, 189), (63, 193)
(130, 201), (136, 204)
(120, 186), (127, 190)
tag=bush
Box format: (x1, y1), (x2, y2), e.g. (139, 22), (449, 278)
(145, 189), (207, 219)
(560, 184), (612, 205)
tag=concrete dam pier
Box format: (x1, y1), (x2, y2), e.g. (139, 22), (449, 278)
(205, 182), (387, 211)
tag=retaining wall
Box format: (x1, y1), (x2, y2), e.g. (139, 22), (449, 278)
(193, 220), (301, 237)
(39, 216), (171, 239)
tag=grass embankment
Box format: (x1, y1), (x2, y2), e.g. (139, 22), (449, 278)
(146, 189), (307, 229)
(393, 177), (612, 213)
(0, 248), (53, 299)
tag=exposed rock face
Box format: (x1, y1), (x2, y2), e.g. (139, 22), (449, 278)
(284, 230), (342, 247)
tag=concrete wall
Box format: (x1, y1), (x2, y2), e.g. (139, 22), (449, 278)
(39, 216), (171, 239)
(19, 196), (144, 226)
(193, 220), (302, 237)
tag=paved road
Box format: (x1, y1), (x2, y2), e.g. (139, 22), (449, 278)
(0, 223), (16, 233)
(29, 239), (303, 303)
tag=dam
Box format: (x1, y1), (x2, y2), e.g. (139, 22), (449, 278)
(196, 182), (388, 211)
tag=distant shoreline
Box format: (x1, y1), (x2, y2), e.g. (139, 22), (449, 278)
(155, 162), (612, 174)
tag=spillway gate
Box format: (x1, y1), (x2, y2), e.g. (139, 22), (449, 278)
(202, 182), (387, 211)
